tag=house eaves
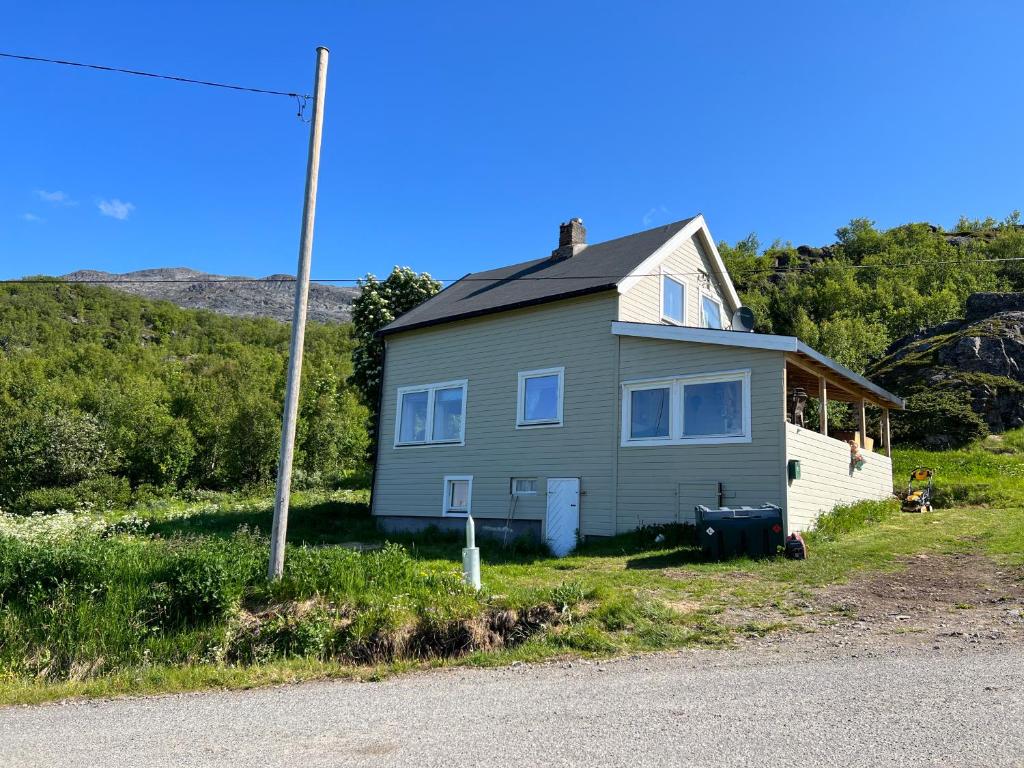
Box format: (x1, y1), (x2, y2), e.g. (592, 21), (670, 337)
(611, 321), (905, 409)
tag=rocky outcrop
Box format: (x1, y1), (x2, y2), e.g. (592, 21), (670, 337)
(60, 268), (358, 324)
(868, 294), (1024, 445)
(965, 292), (1024, 323)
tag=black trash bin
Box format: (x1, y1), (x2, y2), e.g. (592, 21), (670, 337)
(695, 504), (785, 559)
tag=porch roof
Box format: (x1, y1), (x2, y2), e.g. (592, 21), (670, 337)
(610, 321), (905, 410)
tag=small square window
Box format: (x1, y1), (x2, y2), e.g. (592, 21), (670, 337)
(442, 475), (472, 516)
(511, 478), (538, 496)
(517, 368), (564, 427)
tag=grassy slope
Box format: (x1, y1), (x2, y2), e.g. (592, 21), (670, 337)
(1, 431), (1022, 706)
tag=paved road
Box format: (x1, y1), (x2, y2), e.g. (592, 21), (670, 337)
(2, 646), (1022, 767)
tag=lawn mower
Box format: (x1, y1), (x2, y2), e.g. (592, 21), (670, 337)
(901, 467), (935, 513)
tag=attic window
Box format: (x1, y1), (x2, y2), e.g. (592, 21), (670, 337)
(661, 273), (685, 325)
(701, 294), (724, 329)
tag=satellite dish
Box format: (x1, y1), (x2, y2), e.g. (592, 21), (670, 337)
(731, 306), (756, 332)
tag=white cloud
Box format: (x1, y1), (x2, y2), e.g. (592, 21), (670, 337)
(20, 212), (44, 223)
(98, 198), (136, 220)
(36, 190), (77, 206)
(642, 205), (670, 227)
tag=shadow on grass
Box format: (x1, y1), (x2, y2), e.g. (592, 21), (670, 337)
(624, 547), (708, 570)
(147, 499), (559, 565)
(147, 499), (379, 545)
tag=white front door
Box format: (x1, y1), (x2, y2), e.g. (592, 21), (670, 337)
(545, 478), (580, 557)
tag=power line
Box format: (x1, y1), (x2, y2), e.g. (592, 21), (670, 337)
(0, 51), (310, 100)
(2, 254), (1022, 287)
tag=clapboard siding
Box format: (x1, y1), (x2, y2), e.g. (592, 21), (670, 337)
(614, 337), (787, 531)
(618, 235), (731, 327)
(784, 424), (895, 531)
(374, 292), (621, 536)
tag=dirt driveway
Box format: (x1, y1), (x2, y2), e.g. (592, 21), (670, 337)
(734, 553), (1024, 654)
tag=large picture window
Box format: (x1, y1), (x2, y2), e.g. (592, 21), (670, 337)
(516, 367), (564, 427)
(395, 380), (467, 446)
(621, 370), (751, 446)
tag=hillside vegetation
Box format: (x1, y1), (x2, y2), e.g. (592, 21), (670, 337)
(719, 214), (1024, 442)
(0, 282), (368, 512)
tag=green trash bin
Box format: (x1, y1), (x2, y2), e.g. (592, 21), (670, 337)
(695, 504), (785, 560)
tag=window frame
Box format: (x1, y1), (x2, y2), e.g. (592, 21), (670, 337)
(516, 367), (565, 428)
(394, 379), (468, 447)
(510, 477), (539, 496)
(699, 291), (725, 330)
(625, 381), (673, 441)
(660, 268), (687, 326)
(441, 475), (473, 517)
(621, 369), (752, 446)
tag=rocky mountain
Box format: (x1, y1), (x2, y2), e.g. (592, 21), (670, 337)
(868, 293), (1024, 446)
(61, 268), (358, 324)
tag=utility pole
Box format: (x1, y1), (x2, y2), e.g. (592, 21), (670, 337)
(269, 46), (329, 580)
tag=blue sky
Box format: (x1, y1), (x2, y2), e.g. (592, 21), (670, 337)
(2, 2), (1022, 283)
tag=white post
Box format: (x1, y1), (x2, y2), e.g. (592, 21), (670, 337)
(462, 516), (481, 590)
(269, 46), (329, 580)
(857, 398), (867, 450)
(818, 376), (828, 435)
(882, 408), (891, 458)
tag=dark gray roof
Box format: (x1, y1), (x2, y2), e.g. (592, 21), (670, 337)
(381, 218), (695, 335)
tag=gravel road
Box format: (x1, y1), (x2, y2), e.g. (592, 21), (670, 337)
(2, 645), (1021, 768)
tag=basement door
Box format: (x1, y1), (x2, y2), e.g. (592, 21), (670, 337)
(545, 478), (580, 557)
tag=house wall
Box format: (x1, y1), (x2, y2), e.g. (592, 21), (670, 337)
(373, 292), (621, 538)
(614, 337), (788, 532)
(618, 234), (731, 327)
(784, 423), (895, 531)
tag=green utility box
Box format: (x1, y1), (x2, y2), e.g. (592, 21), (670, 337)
(788, 459), (801, 481)
(695, 504), (785, 560)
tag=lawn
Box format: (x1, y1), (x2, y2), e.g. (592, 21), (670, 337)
(1, 430), (1021, 706)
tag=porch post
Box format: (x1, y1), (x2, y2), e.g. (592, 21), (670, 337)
(881, 408), (891, 458)
(818, 376), (828, 435)
(782, 365), (788, 423)
(856, 399), (867, 449)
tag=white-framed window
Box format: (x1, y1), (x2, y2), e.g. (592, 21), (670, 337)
(395, 380), (467, 447)
(511, 477), (539, 496)
(516, 367), (564, 428)
(660, 270), (686, 325)
(442, 475), (473, 516)
(700, 292), (724, 330)
(621, 370), (751, 446)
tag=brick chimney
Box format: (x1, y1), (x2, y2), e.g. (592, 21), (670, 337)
(550, 218), (587, 259)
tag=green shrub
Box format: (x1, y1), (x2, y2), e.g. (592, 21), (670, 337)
(809, 499), (899, 542)
(156, 535), (265, 626)
(892, 390), (989, 448)
(14, 475), (133, 514)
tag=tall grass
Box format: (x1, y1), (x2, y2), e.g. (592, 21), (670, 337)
(0, 518), (489, 683)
